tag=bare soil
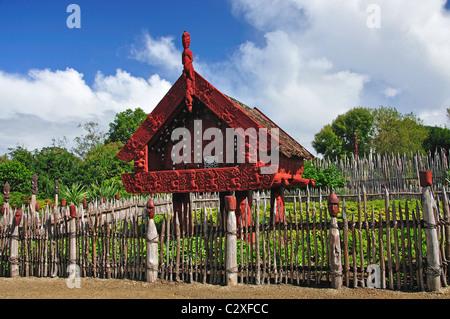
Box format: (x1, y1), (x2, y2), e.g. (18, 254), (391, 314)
(0, 277), (449, 299)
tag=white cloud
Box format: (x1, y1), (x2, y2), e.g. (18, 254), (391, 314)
(0, 68), (171, 155)
(129, 32), (181, 75)
(383, 87), (401, 98)
(217, 0), (450, 154)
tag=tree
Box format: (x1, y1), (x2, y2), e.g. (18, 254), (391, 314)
(72, 121), (107, 160)
(32, 147), (83, 199)
(312, 125), (343, 158)
(79, 142), (133, 186)
(312, 107), (374, 158)
(105, 108), (148, 144)
(8, 145), (34, 170)
(372, 106), (428, 154)
(0, 161), (32, 193)
(423, 126), (450, 153)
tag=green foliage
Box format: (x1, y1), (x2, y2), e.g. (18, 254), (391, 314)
(60, 182), (89, 206)
(79, 142), (133, 186)
(72, 121), (107, 160)
(423, 126), (450, 153)
(105, 107), (148, 144)
(372, 106), (428, 154)
(311, 125), (342, 159)
(303, 160), (345, 190)
(88, 179), (121, 201)
(31, 147), (83, 199)
(313, 107), (374, 158)
(0, 160), (32, 193)
(313, 106), (435, 158)
(8, 145), (34, 170)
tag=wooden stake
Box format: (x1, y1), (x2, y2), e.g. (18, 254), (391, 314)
(146, 214), (159, 282)
(329, 216), (343, 289)
(225, 196), (237, 286)
(422, 187), (441, 291)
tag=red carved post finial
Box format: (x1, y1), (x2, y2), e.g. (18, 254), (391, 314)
(182, 30), (195, 112)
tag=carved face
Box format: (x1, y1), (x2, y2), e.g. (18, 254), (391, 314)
(327, 192), (340, 218)
(14, 210), (23, 227)
(182, 31), (191, 49)
(147, 199), (155, 219)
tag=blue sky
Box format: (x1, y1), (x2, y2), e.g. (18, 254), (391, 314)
(0, 1), (251, 83)
(1, 0), (450, 156)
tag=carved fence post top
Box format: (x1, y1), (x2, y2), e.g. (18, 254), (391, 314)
(31, 174), (38, 194)
(419, 170), (432, 188)
(224, 195), (236, 211)
(146, 199), (155, 219)
(3, 183), (10, 202)
(14, 209), (23, 226)
(69, 205), (77, 218)
(327, 191), (340, 218)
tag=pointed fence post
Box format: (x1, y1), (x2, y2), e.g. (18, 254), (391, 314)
(146, 199), (159, 282)
(10, 209), (22, 278)
(328, 191), (343, 289)
(69, 205), (77, 269)
(420, 171), (441, 291)
(225, 195), (238, 286)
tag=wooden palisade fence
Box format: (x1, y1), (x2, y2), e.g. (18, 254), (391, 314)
(314, 149), (449, 194)
(1, 180), (449, 292)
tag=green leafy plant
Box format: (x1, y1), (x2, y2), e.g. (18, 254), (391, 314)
(303, 160), (345, 190)
(60, 182), (89, 205)
(88, 179), (120, 201)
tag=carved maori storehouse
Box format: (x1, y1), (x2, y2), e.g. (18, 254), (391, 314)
(116, 31), (314, 228)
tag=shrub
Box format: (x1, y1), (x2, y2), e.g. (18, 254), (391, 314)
(303, 160), (345, 190)
(0, 161), (33, 193)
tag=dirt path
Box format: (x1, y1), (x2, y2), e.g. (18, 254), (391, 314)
(1, 277), (449, 299)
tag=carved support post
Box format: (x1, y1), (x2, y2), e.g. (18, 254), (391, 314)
(10, 209), (22, 278)
(328, 191), (343, 289)
(146, 199), (159, 282)
(420, 171), (441, 291)
(225, 195), (238, 286)
(235, 190), (253, 238)
(270, 186), (285, 223)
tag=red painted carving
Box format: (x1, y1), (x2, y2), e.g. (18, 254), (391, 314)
(235, 191), (254, 241)
(121, 166), (274, 194)
(116, 76), (185, 162)
(270, 187), (285, 223)
(134, 145), (148, 173)
(182, 31), (195, 112)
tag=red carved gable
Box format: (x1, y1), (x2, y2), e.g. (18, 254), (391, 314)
(116, 70), (313, 163)
(116, 65), (315, 193)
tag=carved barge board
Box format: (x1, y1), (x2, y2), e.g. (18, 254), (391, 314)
(121, 166), (275, 194)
